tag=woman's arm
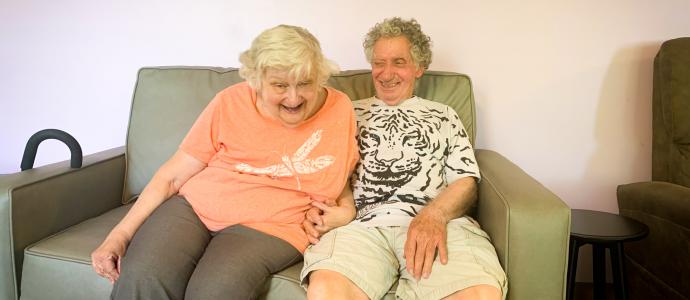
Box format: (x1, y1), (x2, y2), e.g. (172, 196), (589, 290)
(91, 150), (206, 283)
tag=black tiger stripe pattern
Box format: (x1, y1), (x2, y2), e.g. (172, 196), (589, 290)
(351, 97), (480, 225)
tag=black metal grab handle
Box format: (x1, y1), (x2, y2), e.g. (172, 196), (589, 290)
(21, 129), (83, 171)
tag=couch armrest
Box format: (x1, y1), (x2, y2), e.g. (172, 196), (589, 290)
(0, 146), (125, 300)
(617, 181), (690, 296)
(475, 149), (570, 300)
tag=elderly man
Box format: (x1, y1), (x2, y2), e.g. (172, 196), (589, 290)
(300, 17), (507, 300)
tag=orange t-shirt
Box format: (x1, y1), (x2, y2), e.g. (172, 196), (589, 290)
(178, 82), (358, 252)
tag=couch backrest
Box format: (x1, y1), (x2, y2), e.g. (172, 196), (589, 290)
(652, 37), (690, 187)
(123, 67), (476, 202)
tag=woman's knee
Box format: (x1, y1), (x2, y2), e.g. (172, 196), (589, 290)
(185, 265), (267, 300)
(112, 262), (188, 300)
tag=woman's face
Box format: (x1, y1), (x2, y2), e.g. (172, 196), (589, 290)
(257, 69), (324, 128)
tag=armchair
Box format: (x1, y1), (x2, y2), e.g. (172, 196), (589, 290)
(1, 67), (570, 300)
(617, 37), (690, 299)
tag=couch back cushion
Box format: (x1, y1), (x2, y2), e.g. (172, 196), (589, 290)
(653, 37), (690, 187)
(123, 67), (475, 202)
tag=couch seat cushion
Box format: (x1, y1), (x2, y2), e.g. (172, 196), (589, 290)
(20, 204), (310, 300)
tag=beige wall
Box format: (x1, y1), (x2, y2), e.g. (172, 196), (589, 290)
(2, 0), (689, 281)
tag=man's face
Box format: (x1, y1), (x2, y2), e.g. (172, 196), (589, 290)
(371, 36), (424, 106)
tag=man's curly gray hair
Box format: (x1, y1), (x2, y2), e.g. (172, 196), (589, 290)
(363, 17), (432, 70)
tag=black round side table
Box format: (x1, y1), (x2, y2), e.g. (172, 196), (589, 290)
(566, 209), (649, 300)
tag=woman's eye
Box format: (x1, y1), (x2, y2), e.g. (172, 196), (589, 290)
(271, 83), (288, 91)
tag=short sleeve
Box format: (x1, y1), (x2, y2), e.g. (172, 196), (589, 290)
(346, 103), (360, 174)
(179, 94), (222, 163)
(444, 107), (481, 183)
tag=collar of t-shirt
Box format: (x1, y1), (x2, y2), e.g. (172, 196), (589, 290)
(371, 96), (421, 107)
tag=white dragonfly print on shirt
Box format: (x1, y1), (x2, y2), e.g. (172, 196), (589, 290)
(235, 129), (335, 190)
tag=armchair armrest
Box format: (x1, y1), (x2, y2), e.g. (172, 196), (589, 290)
(617, 181), (690, 297)
(0, 146), (125, 300)
(617, 181), (690, 229)
(475, 149), (570, 300)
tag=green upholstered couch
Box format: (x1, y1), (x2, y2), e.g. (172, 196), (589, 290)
(1, 67), (571, 300)
(617, 37), (690, 300)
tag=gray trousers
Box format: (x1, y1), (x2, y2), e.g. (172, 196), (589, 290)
(111, 196), (302, 300)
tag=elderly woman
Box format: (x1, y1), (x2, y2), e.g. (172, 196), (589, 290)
(91, 25), (359, 300)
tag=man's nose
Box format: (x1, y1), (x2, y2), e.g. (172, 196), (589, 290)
(380, 64), (394, 80)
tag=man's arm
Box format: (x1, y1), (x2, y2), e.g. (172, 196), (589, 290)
(303, 180), (356, 244)
(404, 176), (477, 281)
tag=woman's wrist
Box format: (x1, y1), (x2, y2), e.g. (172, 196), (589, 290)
(106, 228), (132, 246)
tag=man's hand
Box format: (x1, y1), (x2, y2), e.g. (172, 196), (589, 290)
(404, 206), (449, 281)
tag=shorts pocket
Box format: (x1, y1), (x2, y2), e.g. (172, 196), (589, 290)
(450, 217), (491, 241)
(302, 229), (337, 269)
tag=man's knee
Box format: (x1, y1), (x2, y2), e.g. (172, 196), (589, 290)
(307, 270), (345, 297)
(307, 270), (368, 300)
(446, 284), (502, 300)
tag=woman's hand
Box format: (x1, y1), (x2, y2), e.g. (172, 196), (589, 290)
(91, 233), (128, 284)
(303, 206), (324, 244)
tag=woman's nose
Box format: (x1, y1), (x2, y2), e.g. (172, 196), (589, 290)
(285, 87), (300, 104)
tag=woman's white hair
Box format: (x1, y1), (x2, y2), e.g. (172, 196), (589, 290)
(239, 25), (339, 89)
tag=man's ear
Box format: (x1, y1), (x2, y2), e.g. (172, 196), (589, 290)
(415, 66), (424, 78)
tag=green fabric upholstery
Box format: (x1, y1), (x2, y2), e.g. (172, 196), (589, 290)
(0, 67), (570, 300)
(0, 147), (125, 300)
(653, 37), (690, 187)
(618, 37), (690, 300)
(476, 149), (570, 299)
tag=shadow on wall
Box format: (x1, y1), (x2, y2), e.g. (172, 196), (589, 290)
(575, 42), (659, 283)
(588, 43), (658, 212)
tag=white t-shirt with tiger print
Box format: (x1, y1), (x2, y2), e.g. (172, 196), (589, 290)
(351, 96), (480, 227)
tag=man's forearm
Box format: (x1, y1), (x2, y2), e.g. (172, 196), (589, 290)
(336, 180), (355, 207)
(423, 176), (477, 222)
